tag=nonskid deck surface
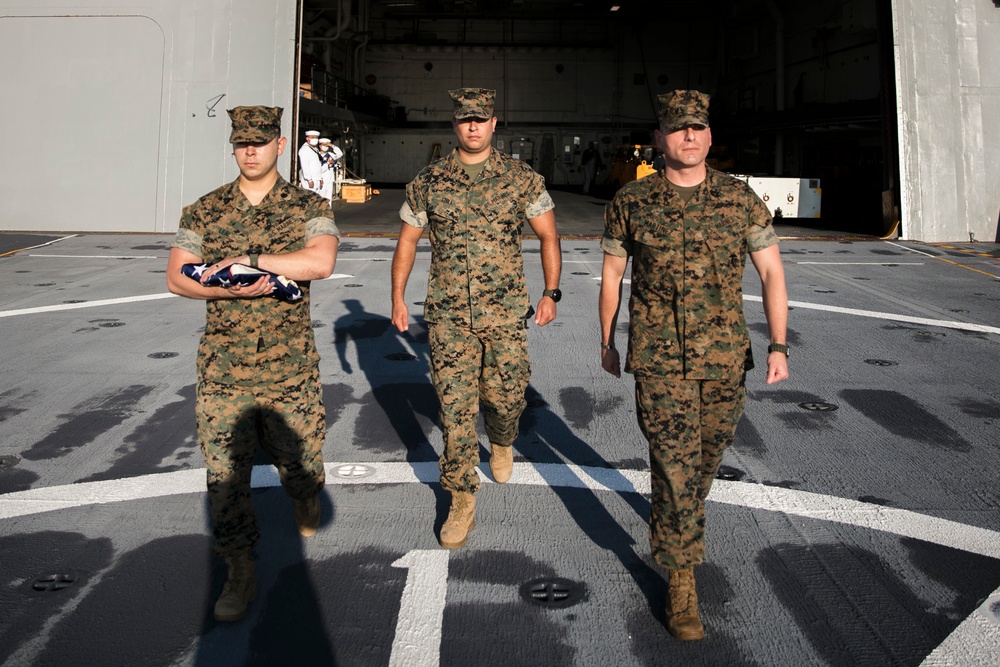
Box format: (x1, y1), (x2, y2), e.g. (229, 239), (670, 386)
(1, 223), (999, 666)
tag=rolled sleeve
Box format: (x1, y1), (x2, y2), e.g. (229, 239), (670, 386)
(526, 191), (555, 220)
(171, 227), (203, 257)
(400, 201), (428, 228)
(602, 196), (633, 257)
(748, 223), (779, 252)
(600, 236), (630, 257)
(746, 193), (778, 251)
(306, 216), (340, 240)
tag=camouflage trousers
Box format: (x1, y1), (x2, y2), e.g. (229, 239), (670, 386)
(634, 374), (746, 570)
(428, 320), (530, 494)
(196, 368), (327, 556)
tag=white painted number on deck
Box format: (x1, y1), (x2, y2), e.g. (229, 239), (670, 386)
(389, 550), (450, 667)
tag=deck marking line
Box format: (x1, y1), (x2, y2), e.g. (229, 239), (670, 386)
(2, 461), (997, 666)
(743, 295), (1000, 335)
(887, 241), (1000, 279)
(886, 242), (936, 258)
(390, 550), (448, 667)
(920, 588), (1000, 666)
(0, 293), (179, 319)
(0, 234), (78, 258)
(27, 254), (161, 259)
(1, 462), (996, 558)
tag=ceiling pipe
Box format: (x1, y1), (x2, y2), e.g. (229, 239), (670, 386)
(765, 0), (785, 176)
(353, 1), (370, 86)
(306, 0), (352, 41)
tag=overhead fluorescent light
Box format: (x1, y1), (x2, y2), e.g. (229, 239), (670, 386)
(610, 5), (621, 10)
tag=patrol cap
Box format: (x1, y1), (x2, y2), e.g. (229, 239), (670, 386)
(227, 106), (283, 143)
(449, 88), (496, 120)
(657, 90), (710, 132)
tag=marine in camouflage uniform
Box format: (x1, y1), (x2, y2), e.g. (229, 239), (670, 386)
(167, 105), (340, 622)
(599, 90), (789, 640)
(391, 88), (562, 549)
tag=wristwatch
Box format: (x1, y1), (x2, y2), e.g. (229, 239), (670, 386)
(248, 253), (259, 269)
(767, 343), (789, 357)
(542, 288), (562, 303)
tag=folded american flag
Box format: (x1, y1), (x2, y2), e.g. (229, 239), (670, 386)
(180, 263), (303, 302)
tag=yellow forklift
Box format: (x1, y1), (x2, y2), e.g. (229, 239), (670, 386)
(607, 144), (658, 190)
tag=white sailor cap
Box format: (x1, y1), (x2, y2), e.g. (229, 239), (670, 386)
(305, 130), (320, 137)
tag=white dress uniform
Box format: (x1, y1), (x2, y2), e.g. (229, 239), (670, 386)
(297, 138), (324, 194)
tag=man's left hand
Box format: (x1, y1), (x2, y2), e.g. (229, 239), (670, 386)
(534, 298), (557, 327)
(766, 351), (789, 384)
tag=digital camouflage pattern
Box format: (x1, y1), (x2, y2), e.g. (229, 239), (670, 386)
(172, 175), (339, 386)
(227, 106), (283, 143)
(429, 320), (529, 493)
(401, 145), (549, 494)
(174, 174), (336, 556)
(400, 148), (554, 329)
(656, 90), (711, 131)
(603, 163), (775, 570)
(449, 88), (496, 119)
(635, 374), (746, 569)
(601, 167), (777, 379)
(197, 370), (326, 556)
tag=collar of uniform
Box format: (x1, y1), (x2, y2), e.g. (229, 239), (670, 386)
(658, 165), (721, 193)
(267, 174), (295, 203)
(224, 174), (293, 210)
(448, 148), (506, 178)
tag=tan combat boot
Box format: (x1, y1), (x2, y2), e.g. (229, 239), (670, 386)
(214, 553), (257, 622)
(666, 567), (704, 640)
(490, 444), (513, 483)
(294, 493), (321, 538)
(439, 492), (476, 549)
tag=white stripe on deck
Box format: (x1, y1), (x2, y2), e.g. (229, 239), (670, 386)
(743, 295), (1000, 335)
(1, 460), (996, 665)
(0, 293), (179, 318)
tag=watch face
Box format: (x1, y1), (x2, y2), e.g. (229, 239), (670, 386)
(547, 288), (562, 303)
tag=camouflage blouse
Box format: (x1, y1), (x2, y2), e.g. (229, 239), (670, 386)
(172, 176), (339, 385)
(401, 149), (555, 329)
(602, 168), (778, 379)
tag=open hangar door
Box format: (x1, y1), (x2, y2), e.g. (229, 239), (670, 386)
(296, 0), (900, 238)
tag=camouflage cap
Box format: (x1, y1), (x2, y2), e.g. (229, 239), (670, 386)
(449, 88), (496, 120)
(657, 90), (710, 132)
(227, 106), (283, 143)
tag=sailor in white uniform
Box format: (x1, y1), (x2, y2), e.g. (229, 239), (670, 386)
(297, 130), (324, 194)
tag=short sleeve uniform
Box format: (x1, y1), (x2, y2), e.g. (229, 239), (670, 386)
(602, 168), (777, 380)
(172, 176), (339, 386)
(399, 149), (554, 328)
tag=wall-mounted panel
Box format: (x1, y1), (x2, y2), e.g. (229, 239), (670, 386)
(0, 16), (164, 232)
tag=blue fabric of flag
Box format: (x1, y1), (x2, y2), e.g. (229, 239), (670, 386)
(180, 263), (303, 302)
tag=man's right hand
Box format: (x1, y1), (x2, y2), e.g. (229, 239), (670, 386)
(391, 302), (409, 332)
(601, 347), (621, 378)
(222, 275), (273, 299)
